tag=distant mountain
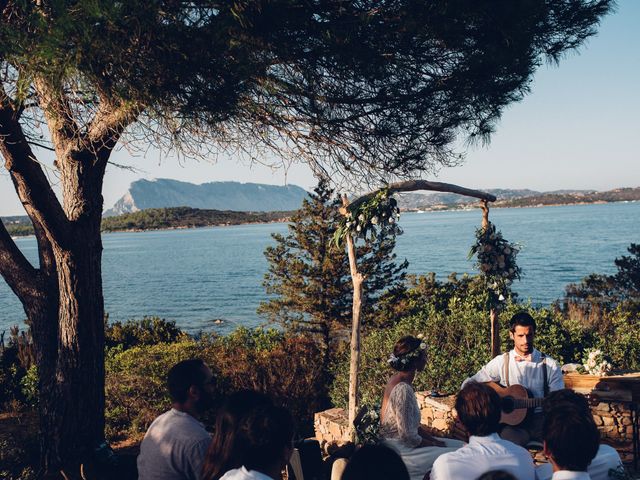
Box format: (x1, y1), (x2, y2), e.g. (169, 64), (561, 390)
(105, 179), (310, 215)
(396, 188), (589, 210)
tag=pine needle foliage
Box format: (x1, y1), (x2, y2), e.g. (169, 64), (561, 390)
(259, 179), (408, 369)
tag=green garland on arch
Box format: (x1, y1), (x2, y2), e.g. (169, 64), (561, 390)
(332, 188), (401, 246)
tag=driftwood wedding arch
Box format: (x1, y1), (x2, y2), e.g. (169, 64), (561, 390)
(339, 180), (498, 434)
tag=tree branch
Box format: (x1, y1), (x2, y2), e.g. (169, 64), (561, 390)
(0, 217), (39, 302)
(0, 86), (71, 245)
(349, 180), (497, 211)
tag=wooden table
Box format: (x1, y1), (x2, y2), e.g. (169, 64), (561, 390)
(564, 372), (640, 469)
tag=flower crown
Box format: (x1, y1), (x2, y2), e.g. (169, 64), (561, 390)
(388, 340), (427, 368)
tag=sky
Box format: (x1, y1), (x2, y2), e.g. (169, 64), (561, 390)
(1, 1), (639, 216)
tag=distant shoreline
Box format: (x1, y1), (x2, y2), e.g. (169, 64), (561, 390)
(6, 199), (639, 238)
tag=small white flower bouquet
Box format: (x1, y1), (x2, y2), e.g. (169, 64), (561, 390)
(579, 348), (612, 376)
(354, 403), (381, 445)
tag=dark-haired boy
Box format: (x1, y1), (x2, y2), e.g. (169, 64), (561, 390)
(462, 311), (564, 446)
(138, 358), (216, 480)
(536, 389), (623, 480)
(430, 382), (535, 480)
(542, 405), (600, 479)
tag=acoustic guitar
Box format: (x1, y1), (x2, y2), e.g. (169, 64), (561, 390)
(484, 382), (543, 426)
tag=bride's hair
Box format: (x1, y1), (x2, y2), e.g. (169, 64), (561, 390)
(388, 336), (425, 371)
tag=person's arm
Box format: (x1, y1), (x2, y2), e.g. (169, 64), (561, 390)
(186, 436), (211, 480)
(546, 358), (564, 392)
(461, 355), (504, 389)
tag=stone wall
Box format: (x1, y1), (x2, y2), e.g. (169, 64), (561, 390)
(591, 401), (634, 443)
(314, 408), (351, 451)
(314, 391), (636, 448)
(415, 392), (467, 441)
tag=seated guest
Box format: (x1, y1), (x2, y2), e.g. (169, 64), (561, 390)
(380, 336), (463, 480)
(430, 382), (535, 480)
(341, 444), (410, 480)
(219, 405), (295, 480)
(543, 405), (600, 479)
(536, 390), (623, 480)
(201, 390), (273, 480)
(138, 358), (216, 480)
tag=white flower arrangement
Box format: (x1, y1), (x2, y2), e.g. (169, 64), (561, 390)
(354, 403), (381, 445)
(388, 341), (427, 368)
(468, 222), (521, 303)
(581, 348), (612, 376)
(333, 188), (401, 246)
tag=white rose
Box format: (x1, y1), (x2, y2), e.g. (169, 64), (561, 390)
(356, 225), (362, 232)
(498, 294), (505, 301)
(358, 214), (365, 222)
(420, 342), (427, 349)
(389, 217), (395, 224)
(371, 216), (378, 224)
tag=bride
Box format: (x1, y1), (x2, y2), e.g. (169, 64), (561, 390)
(379, 336), (463, 480)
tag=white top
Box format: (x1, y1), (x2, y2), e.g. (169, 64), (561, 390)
(536, 445), (622, 480)
(430, 433), (535, 480)
(220, 466), (275, 480)
(463, 349), (564, 401)
(137, 409), (212, 480)
(379, 382), (423, 447)
(551, 471), (591, 479)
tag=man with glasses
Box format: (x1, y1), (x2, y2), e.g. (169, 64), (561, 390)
(138, 358), (216, 480)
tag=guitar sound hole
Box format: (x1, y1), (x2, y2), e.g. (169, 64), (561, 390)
(502, 397), (515, 413)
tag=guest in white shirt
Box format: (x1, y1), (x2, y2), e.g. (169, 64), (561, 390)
(463, 311), (564, 446)
(536, 389), (623, 480)
(430, 381), (535, 480)
(542, 404), (600, 480)
(137, 358), (216, 480)
(219, 405), (294, 480)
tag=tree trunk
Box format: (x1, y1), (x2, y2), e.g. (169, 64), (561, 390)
(346, 232), (364, 440)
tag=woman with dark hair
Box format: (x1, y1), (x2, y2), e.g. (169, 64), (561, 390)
(201, 390), (273, 480)
(379, 336), (463, 480)
(219, 405), (295, 480)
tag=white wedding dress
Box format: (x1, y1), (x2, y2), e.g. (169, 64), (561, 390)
(380, 382), (463, 480)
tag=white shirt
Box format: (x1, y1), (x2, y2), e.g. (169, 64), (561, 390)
(536, 445), (622, 480)
(220, 466), (275, 480)
(137, 409), (212, 480)
(430, 433), (536, 480)
(551, 471), (591, 479)
(463, 349), (564, 401)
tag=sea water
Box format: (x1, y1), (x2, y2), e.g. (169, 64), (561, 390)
(1, 202), (638, 334)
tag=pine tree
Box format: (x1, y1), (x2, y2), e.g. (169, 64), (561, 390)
(259, 179), (407, 364)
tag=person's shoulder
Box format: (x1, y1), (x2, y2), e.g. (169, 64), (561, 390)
(537, 350), (560, 366)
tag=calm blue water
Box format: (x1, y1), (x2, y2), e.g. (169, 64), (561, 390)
(1, 202), (638, 334)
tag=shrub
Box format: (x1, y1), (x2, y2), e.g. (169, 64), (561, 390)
(105, 339), (202, 440)
(105, 316), (186, 350)
(104, 328), (326, 440)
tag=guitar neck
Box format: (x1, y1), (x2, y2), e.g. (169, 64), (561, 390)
(513, 397), (545, 409)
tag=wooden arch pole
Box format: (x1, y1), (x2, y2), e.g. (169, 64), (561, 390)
(481, 200), (500, 358)
(340, 182), (495, 440)
(340, 194), (365, 440)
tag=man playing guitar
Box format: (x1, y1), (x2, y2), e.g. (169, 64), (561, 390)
(462, 311), (564, 446)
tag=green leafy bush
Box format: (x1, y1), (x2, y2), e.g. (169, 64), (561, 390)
(105, 316), (186, 350)
(329, 275), (607, 410)
(105, 328), (326, 440)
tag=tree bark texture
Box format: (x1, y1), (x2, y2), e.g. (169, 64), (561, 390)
(342, 195), (364, 439)
(0, 81), (131, 473)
